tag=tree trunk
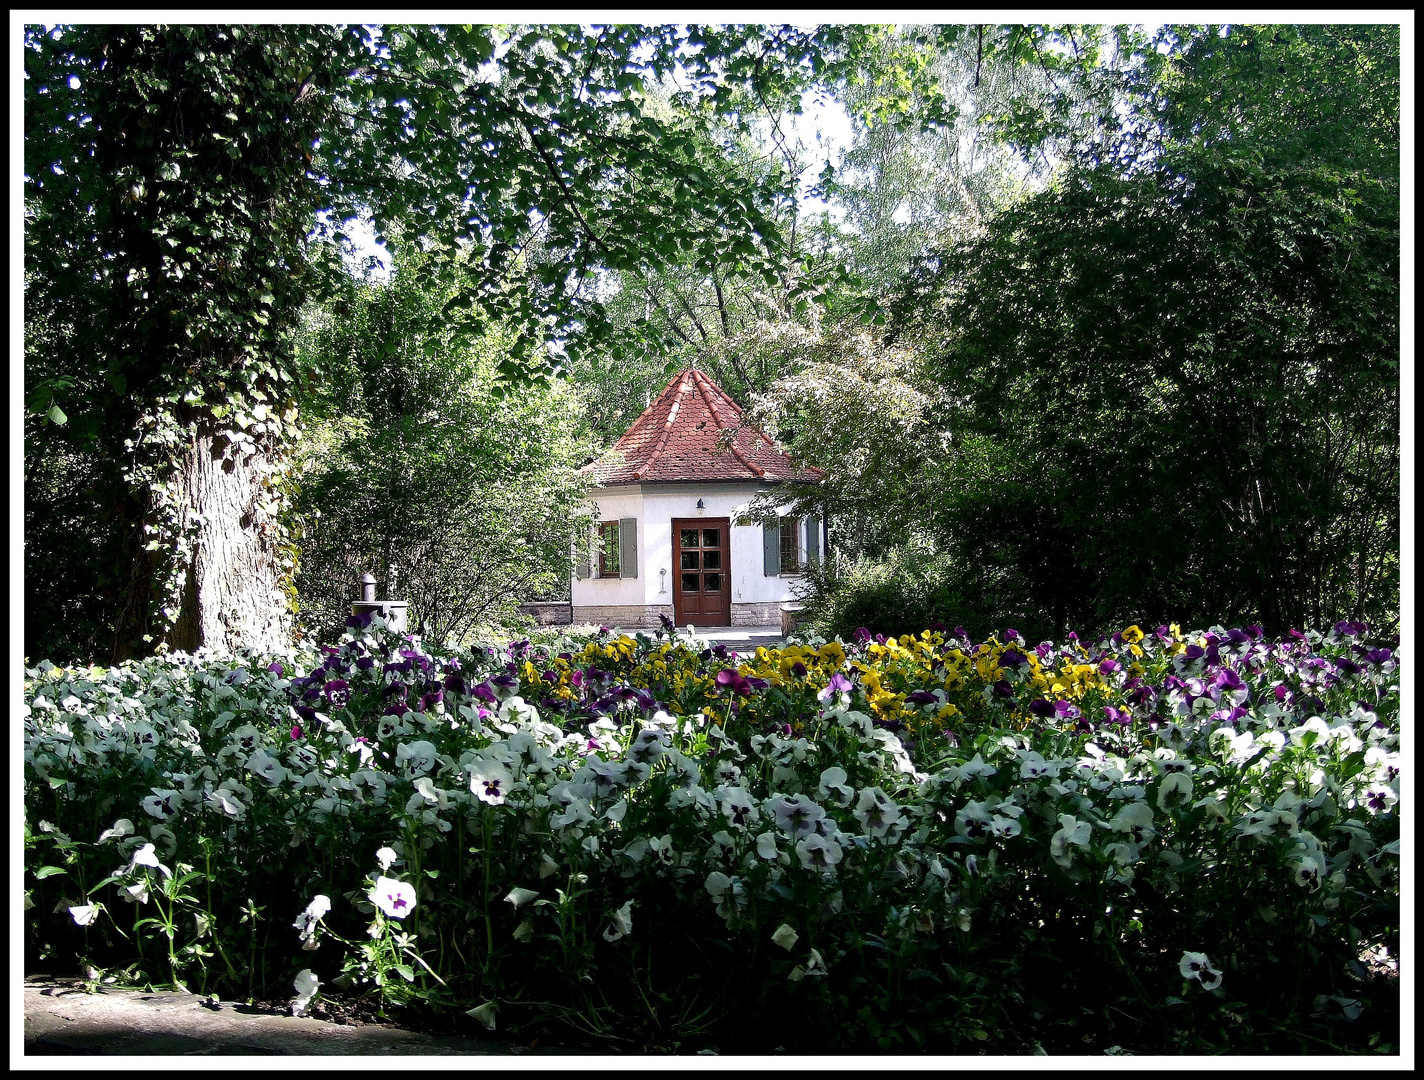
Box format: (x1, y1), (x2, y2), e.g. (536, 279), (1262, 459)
(161, 424), (293, 656)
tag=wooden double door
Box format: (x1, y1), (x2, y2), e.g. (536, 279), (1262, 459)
(672, 518), (731, 626)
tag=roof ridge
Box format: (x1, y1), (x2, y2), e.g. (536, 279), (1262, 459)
(690, 369), (764, 479)
(633, 370), (692, 481)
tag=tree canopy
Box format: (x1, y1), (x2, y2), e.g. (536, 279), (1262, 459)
(744, 23), (1400, 640)
(23, 22), (913, 660)
(23, 21), (1402, 658)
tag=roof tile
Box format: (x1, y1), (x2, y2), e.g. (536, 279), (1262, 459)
(582, 369), (822, 485)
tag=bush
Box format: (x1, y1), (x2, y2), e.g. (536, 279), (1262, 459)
(23, 618), (1400, 1054)
(803, 541), (1052, 644)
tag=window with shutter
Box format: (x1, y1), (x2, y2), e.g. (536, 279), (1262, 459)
(598, 521), (621, 577)
(779, 516), (802, 574)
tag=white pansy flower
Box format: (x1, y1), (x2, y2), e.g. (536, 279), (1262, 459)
(375, 846), (399, 871)
(411, 775), (448, 808)
(1108, 801), (1155, 844)
(795, 832), (844, 872)
(668, 783), (714, 812)
(648, 834), (677, 866)
(755, 831), (780, 860)
(292, 969), (321, 1017)
(1157, 771), (1194, 811)
(1291, 855), (1325, 891)
(954, 801), (994, 840)
(603, 900), (634, 942)
(771, 793), (826, 839)
(717, 786), (760, 830)
(293, 894), (331, 947)
(1050, 815), (1092, 868)
(852, 787), (905, 839)
(245, 748), (288, 785)
(551, 798), (594, 831)
(1018, 751), (1064, 780)
(1179, 951), (1223, 991)
(627, 727), (669, 764)
(394, 739), (439, 777)
(127, 842), (172, 879)
(469, 758), (514, 805)
(139, 790), (183, 821)
(816, 766), (855, 807)
(989, 815), (1022, 840)
(788, 948), (829, 982)
(713, 760), (742, 785)
(369, 876), (417, 919)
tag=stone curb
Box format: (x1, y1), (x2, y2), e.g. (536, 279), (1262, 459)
(22, 978), (577, 1057)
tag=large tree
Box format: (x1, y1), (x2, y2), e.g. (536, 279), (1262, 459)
(24, 22), (892, 661)
(895, 23), (1400, 633)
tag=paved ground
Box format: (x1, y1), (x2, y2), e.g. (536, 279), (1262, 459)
(21, 977), (576, 1057)
(612, 624), (787, 652)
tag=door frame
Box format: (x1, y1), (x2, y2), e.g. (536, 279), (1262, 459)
(671, 517), (732, 627)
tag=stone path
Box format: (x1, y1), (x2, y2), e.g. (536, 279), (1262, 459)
(21, 977), (577, 1057)
(613, 624), (786, 652)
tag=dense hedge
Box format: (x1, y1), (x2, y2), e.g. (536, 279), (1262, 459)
(24, 618), (1400, 1054)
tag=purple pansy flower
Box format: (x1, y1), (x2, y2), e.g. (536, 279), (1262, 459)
(324, 679), (351, 708)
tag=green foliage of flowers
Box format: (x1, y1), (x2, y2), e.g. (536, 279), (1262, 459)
(24, 618), (1399, 1053)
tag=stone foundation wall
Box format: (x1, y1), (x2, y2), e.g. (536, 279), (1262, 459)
(730, 602), (781, 626)
(570, 603), (782, 628)
(571, 604), (675, 629)
(516, 602), (572, 626)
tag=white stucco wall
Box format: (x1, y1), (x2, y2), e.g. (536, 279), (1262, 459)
(572, 482), (805, 613)
(573, 487), (646, 606)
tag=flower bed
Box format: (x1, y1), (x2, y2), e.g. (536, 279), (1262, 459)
(23, 619), (1400, 1054)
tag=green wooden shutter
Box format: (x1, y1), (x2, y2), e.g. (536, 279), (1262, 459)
(806, 514), (820, 567)
(764, 521), (780, 576)
(618, 517), (638, 578)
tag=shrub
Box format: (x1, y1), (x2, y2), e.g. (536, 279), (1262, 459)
(803, 541), (1044, 644)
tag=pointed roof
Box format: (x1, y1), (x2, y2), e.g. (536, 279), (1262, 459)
(582, 368), (823, 486)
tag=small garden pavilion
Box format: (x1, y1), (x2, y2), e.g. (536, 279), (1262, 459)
(573, 367), (824, 628)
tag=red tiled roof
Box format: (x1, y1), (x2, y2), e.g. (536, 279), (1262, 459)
(582, 368), (823, 486)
